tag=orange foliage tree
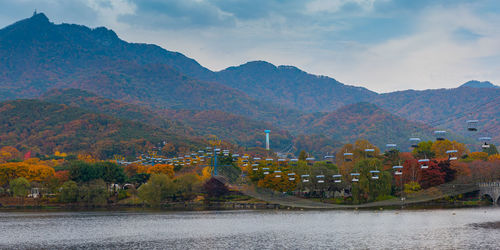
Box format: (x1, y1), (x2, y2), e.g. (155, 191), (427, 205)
(0, 146), (22, 163)
(0, 161), (55, 186)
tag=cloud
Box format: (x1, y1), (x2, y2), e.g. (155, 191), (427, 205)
(327, 3), (500, 92)
(118, 0), (237, 29)
(306, 0), (379, 14)
(0, 0), (98, 26)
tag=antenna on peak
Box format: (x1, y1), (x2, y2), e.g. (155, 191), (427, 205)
(33, 9), (37, 16)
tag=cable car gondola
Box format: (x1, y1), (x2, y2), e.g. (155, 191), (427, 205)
(410, 138), (421, 148)
(479, 137), (492, 149)
(344, 152), (353, 162)
(370, 170), (380, 180)
(446, 150), (458, 161)
(316, 175), (325, 183)
(393, 165), (403, 175)
(466, 120), (478, 132)
(266, 158), (273, 166)
(365, 148), (375, 158)
(418, 159), (429, 169)
(324, 155), (334, 164)
(434, 131), (446, 141)
(332, 174), (342, 183)
(301, 174), (310, 183)
(306, 157), (315, 166)
(351, 173), (360, 182)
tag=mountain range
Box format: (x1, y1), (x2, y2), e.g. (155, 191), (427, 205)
(0, 13), (497, 157)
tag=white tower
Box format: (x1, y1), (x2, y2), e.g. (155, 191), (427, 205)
(264, 130), (271, 150)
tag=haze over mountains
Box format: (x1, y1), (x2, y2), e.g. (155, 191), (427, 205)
(0, 13), (498, 157)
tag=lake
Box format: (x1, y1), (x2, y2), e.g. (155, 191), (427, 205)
(1, 208), (499, 249)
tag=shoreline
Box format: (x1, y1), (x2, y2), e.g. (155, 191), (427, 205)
(0, 200), (494, 212)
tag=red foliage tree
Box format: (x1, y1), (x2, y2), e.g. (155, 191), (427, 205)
(419, 161), (446, 189)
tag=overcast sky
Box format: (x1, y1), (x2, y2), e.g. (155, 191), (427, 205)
(1, 0), (499, 93)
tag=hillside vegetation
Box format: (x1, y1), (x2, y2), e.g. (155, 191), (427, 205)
(0, 100), (204, 158)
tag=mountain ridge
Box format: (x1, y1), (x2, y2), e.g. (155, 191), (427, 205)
(0, 13), (498, 155)
(460, 80), (498, 89)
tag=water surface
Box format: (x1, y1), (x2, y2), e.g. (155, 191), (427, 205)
(1, 208), (499, 249)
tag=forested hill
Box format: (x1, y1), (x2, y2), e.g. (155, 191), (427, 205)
(0, 13), (213, 83)
(0, 99), (204, 158)
(0, 13), (300, 123)
(42, 89), (294, 150)
(373, 87), (500, 143)
(215, 61), (377, 112)
(41, 88), (196, 137)
(0, 13), (498, 156)
(291, 102), (445, 149)
(459, 80), (499, 89)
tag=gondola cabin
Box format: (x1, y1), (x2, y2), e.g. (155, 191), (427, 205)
(350, 173), (360, 182)
(418, 159), (430, 169)
(393, 165), (403, 175)
(446, 150), (458, 161)
(434, 131), (446, 141)
(365, 148), (375, 158)
(370, 170), (380, 180)
(410, 138), (421, 148)
(467, 120), (478, 131)
(479, 137), (492, 148)
(343, 152), (353, 162)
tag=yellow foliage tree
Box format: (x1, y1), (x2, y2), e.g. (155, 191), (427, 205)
(78, 153), (97, 163)
(25, 158), (41, 165)
(0, 162), (28, 186)
(147, 164), (175, 178)
(431, 140), (469, 159)
(488, 154), (500, 161)
(257, 173), (299, 192)
(25, 164), (55, 183)
(468, 152), (489, 161)
(54, 151), (68, 157)
(201, 167), (212, 181)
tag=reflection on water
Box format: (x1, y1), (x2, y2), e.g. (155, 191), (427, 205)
(1, 208), (499, 249)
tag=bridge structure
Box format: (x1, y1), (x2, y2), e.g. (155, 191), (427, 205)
(215, 174), (500, 208)
(479, 182), (500, 205)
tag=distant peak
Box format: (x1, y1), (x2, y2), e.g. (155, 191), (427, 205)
(29, 12), (50, 23)
(92, 26), (119, 40)
(277, 65), (302, 72)
(222, 60), (277, 72)
(460, 80), (498, 88)
(243, 60), (276, 68)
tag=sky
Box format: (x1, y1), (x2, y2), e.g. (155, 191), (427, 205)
(0, 0), (500, 93)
